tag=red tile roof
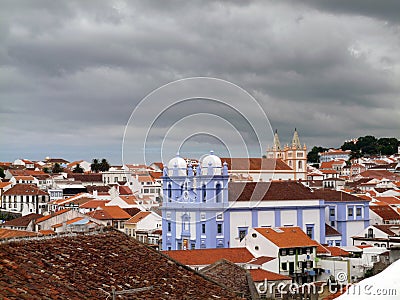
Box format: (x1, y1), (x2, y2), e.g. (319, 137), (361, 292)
(370, 205), (400, 221)
(87, 206), (131, 220)
(118, 186), (133, 195)
(355, 245), (373, 249)
(0, 230), (240, 299)
(325, 224), (341, 236)
(79, 199), (109, 208)
(8, 170), (46, 176)
(316, 244), (331, 255)
(36, 209), (70, 224)
(248, 256), (275, 265)
(1, 213), (43, 227)
(254, 227), (320, 248)
(326, 246), (350, 257)
(221, 158), (293, 171)
(372, 225), (399, 236)
(67, 173), (103, 182)
(0, 228), (38, 239)
(359, 170), (400, 180)
(163, 247), (254, 266)
(38, 229), (56, 235)
(3, 184), (48, 196)
(374, 196), (400, 205)
(249, 269), (291, 281)
(0, 182), (12, 189)
(313, 190), (370, 202)
(119, 195), (138, 205)
(229, 181), (319, 202)
(138, 175), (154, 182)
(13, 175), (35, 180)
(125, 211), (151, 224)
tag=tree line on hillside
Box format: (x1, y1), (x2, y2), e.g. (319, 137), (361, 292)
(307, 135), (399, 163)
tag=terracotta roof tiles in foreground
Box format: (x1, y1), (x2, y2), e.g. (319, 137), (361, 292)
(200, 259), (256, 300)
(254, 226), (320, 248)
(163, 247), (255, 266)
(0, 229), (240, 299)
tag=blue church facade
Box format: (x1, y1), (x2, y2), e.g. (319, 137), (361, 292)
(161, 152), (370, 250)
(161, 152), (230, 250)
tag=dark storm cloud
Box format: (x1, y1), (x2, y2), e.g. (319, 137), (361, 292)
(287, 0), (400, 25)
(0, 0), (399, 163)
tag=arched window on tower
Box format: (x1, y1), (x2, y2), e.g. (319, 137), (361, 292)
(168, 183), (172, 202)
(180, 184), (184, 196)
(202, 184), (206, 202)
(216, 183), (222, 203)
(298, 161), (302, 170)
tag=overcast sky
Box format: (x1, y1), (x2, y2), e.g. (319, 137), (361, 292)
(1, 0), (399, 164)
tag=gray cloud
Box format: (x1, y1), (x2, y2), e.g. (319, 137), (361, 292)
(0, 0), (399, 163)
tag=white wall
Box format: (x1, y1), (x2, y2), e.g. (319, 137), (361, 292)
(229, 211), (252, 248)
(258, 211), (274, 227)
(281, 210), (297, 226)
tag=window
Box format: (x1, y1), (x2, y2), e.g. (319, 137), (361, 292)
(202, 224), (206, 234)
(289, 249), (294, 255)
(114, 177), (118, 183)
(255, 246), (259, 251)
(348, 207), (353, 217)
(298, 161), (302, 170)
(252, 233), (257, 238)
(167, 222), (171, 232)
(281, 262), (287, 271)
(168, 184), (172, 202)
(330, 221), (335, 227)
(239, 229), (247, 242)
(215, 183), (222, 203)
(335, 241), (341, 246)
(330, 208), (335, 216)
(280, 249), (287, 256)
(306, 226), (314, 239)
(356, 207), (362, 217)
(202, 184), (206, 202)
(217, 224), (222, 234)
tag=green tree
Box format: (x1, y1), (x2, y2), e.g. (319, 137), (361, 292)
(307, 146), (328, 163)
(52, 163), (63, 173)
(43, 167), (50, 173)
(99, 158), (110, 172)
(356, 135), (378, 155)
(0, 167), (5, 179)
(377, 137), (399, 155)
(91, 159), (100, 173)
(341, 141), (357, 152)
(72, 163), (84, 173)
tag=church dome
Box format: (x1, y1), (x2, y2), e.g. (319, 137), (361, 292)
(201, 151), (222, 175)
(167, 154), (187, 176)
